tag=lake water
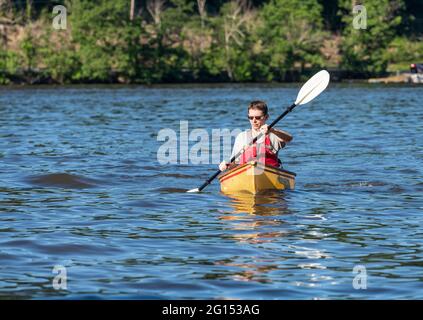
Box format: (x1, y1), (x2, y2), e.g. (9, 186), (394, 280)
(0, 83), (422, 299)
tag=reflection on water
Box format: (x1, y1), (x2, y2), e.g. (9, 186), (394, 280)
(216, 191), (289, 283)
(217, 191), (332, 286)
(214, 259), (279, 284)
(222, 191), (291, 215)
(220, 191), (290, 244)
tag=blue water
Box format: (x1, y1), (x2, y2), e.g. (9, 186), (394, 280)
(0, 83), (422, 299)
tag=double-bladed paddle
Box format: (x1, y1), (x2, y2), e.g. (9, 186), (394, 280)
(187, 70), (330, 193)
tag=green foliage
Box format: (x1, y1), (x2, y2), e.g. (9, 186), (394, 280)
(162, 0), (195, 32)
(0, 50), (10, 84)
(20, 31), (38, 71)
(204, 1), (259, 81)
(70, 0), (143, 82)
(38, 32), (80, 84)
(0, 0), (421, 84)
(258, 0), (326, 80)
(148, 0), (196, 81)
(339, 0), (405, 76)
(0, 49), (20, 84)
(384, 36), (423, 72)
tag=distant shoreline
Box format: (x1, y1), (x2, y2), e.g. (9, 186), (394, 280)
(2, 79), (421, 89)
(0, 68), (389, 86)
(2, 70), (421, 86)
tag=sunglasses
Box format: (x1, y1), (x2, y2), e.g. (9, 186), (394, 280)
(248, 115), (266, 120)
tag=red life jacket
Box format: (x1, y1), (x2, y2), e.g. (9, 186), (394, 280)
(239, 131), (280, 167)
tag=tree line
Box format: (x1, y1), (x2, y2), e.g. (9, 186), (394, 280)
(0, 0), (422, 84)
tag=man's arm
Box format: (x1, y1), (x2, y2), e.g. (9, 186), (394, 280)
(270, 128), (293, 142)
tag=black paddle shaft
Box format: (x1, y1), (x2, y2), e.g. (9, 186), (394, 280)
(196, 103), (297, 192)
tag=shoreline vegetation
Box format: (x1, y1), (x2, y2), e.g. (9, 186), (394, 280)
(0, 0), (422, 85)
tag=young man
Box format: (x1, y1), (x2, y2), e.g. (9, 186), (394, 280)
(219, 100), (293, 171)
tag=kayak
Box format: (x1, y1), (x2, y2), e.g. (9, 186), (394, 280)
(219, 161), (296, 194)
(218, 161), (296, 194)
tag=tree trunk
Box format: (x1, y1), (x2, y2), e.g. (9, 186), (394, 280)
(130, 0), (135, 21)
(26, 0), (32, 21)
(224, 40), (233, 81)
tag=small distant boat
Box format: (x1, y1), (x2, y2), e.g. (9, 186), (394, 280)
(368, 63), (423, 84)
(218, 161), (296, 194)
(409, 63), (423, 83)
(409, 73), (423, 84)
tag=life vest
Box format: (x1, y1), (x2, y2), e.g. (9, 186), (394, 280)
(239, 130), (281, 167)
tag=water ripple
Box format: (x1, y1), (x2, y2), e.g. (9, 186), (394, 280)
(1, 84), (423, 299)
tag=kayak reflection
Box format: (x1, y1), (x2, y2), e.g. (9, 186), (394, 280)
(215, 191), (291, 283)
(222, 190), (291, 215)
(219, 190), (292, 244)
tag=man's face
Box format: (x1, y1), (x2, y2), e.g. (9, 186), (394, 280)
(248, 109), (268, 131)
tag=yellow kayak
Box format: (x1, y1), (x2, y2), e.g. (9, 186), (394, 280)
(218, 161), (296, 194)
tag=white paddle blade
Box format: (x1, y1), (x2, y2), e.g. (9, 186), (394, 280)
(187, 188), (200, 193)
(295, 70), (330, 106)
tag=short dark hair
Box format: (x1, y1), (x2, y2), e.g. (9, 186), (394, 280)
(248, 100), (268, 116)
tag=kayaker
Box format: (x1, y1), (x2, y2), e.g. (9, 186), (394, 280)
(219, 100), (292, 171)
